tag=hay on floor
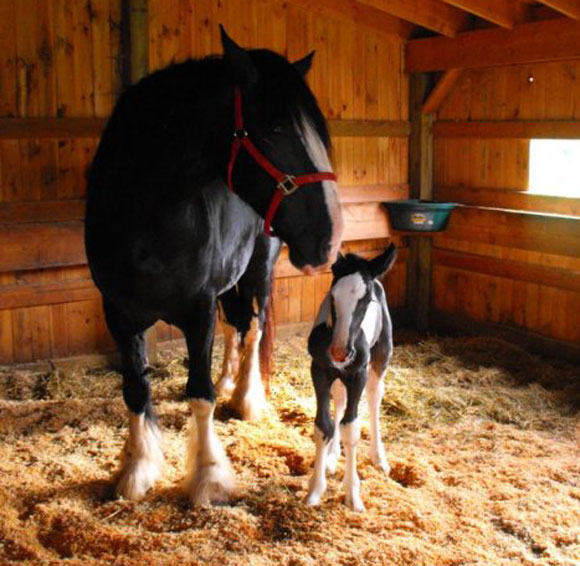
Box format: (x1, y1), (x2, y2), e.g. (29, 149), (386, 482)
(0, 332), (578, 566)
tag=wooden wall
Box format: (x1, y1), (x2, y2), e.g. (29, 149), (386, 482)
(0, 0), (121, 364)
(0, 0), (409, 364)
(432, 61), (580, 352)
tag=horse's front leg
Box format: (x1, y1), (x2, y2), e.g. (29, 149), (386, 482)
(341, 369), (367, 512)
(305, 362), (334, 506)
(182, 297), (234, 506)
(103, 300), (163, 501)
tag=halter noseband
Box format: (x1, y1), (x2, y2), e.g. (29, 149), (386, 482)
(227, 88), (337, 236)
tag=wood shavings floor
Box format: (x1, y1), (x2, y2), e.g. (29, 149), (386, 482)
(0, 330), (578, 566)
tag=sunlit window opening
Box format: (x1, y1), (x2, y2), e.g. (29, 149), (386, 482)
(528, 139), (580, 197)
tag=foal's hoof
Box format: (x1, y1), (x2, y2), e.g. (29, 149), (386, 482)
(184, 462), (235, 506)
(370, 448), (390, 474)
(229, 392), (269, 422)
(345, 494), (366, 513)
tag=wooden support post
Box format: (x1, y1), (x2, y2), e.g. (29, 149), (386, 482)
(121, 0), (157, 363)
(407, 74), (434, 332)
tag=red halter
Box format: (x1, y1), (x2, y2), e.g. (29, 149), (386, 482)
(227, 88), (337, 236)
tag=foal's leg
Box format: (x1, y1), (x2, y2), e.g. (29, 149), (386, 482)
(326, 379), (346, 474)
(305, 363), (334, 506)
(366, 366), (389, 472)
(341, 370), (367, 512)
(182, 297), (234, 505)
(103, 299), (163, 501)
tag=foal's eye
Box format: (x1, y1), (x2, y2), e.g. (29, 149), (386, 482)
(272, 125), (284, 135)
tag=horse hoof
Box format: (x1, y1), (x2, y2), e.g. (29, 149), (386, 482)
(370, 448), (390, 474)
(116, 458), (162, 500)
(230, 393), (269, 422)
(305, 491), (322, 507)
(215, 374), (235, 397)
(185, 462), (235, 506)
(345, 494), (366, 513)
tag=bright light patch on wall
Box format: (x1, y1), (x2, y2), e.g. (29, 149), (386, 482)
(528, 139), (580, 197)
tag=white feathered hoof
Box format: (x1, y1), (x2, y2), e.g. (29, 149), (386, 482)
(184, 460), (235, 506)
(229, 390), (269, 422)
(116, 416), (164, 501)
(215, 373), (236, 398)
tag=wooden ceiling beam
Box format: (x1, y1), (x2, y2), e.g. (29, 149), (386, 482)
(357, 0), (469, 37)
(537, 0), (580, 19)
(441, 0), (516, 28)
(422, 69), (462, 114)
(406, 17), (580, 72)
(288, 0), (415, 38)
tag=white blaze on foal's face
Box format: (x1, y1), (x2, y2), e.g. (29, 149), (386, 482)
(330, 273), (367, 362)
(298, 115), (343, 267)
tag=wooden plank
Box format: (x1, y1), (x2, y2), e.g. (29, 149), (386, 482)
(123, 0), (149, 85)
(538, 1), (580, 19)
(287, 0), (415, 39)
(433, 248), (580, 293)
(329, 119), (410, 137)
(422, 69), (462, 114)
(358, 0), (468, 37)
(406, 18), (580, 72)
(434, 119), (580, 139)
(436, 206), (580, 257)
(0, 279), (97, 310)
(0, 221), (86, 272)
(0, 199), (86, 224)
(431, 308), (580, 363)
(0, 118), (105, 139)
(442, 0), (515, 28)
(341, 202), (391, 240)
(338, 183), (409, 203)
(436, 185), (580, 216)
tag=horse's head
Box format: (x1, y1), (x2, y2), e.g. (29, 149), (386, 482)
(221, 27), (343, 275)
(327, 245), (397, 366)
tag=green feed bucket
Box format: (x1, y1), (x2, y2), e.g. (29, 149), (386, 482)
(383, 199), (457, 232)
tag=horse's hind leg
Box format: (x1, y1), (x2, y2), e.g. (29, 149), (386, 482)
(103, 299), (163, 500)
(181, 296), (234, 506)
(228, 235), (280, 421)
(215, 293), (240, 398)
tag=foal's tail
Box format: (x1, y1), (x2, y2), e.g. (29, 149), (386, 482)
(259, 283), (275, 398)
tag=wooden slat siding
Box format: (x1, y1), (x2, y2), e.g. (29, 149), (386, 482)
(431, 308), (580, 363)
(406, 18), (580, 72)
(442, 0), (515, 28)
(0, 222), (85, 273)
(434, 120), (580, 139)
(0, 279), (97, 310)
(0, 199), (86, 224)
(357, 0), (468, 37)
(437, 207), (580, 258)
(436, 186), (580, 217)
(287, 0), (415, 39)
(329, 119), (410, 137)
(0, 118), (410, 140)
(433, 249), (580, 293)
(539, 0), (580, 19)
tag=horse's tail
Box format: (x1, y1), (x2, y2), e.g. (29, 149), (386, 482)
(259, 281), (276, 398)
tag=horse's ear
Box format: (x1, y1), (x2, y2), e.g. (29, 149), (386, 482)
(368, 244), (397, 279)
(293, 51), (315, 76)
(220, 25), (258, 90)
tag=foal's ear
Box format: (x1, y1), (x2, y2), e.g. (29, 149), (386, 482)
(368, 244), (397, 279)
(293, 51), (315, 76)
(330, 252), (345, 277)
(220, 25), (258, 90)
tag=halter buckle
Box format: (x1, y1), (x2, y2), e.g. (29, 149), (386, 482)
(277, 175), (298, 195)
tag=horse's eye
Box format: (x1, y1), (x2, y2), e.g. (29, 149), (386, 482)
(272, 125), (284, 135)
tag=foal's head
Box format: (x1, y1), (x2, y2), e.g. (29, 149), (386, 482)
(327, 245), (397, 366)
(220, 27), (343, 274)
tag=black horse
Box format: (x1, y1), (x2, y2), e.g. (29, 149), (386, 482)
(85, 27), (343, 504)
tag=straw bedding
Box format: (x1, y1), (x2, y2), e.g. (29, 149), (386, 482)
(0, 330), (578, 566)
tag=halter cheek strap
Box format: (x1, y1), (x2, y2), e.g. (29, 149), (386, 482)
(227, 88), (337, 236)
